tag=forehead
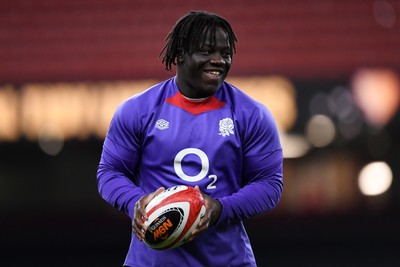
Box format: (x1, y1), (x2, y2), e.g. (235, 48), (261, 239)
(201, 26), (230, 47)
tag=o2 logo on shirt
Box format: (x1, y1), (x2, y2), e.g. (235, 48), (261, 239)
(174, 148), (217, 189)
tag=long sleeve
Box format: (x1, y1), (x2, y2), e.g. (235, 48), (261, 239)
(215, 102), (284, 226)
(96, 103), (145, 219)
(216, 149), (283, 225)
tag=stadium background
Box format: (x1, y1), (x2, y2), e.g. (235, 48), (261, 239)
(1, 0), (399, 266)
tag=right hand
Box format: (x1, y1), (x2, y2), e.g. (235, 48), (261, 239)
(186, 186), (222, 242)
(132, 187), (165, 241)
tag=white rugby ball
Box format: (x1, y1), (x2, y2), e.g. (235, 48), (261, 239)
(143, 185), (206, 250)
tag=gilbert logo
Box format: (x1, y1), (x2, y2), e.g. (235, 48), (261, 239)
(155, 119), (169, 130)
(218, 118), (234, 137)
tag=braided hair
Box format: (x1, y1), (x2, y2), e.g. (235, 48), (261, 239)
(160, 11), (238, 71)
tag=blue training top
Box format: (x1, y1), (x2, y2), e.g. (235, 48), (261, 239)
(97, 77), (283, 267)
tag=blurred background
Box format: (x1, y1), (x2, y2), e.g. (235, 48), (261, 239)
(1, 0), (399, 266)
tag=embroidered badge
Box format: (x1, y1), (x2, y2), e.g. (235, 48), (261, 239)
(155, 119), (169, 130)
(218, 118), (234, 137)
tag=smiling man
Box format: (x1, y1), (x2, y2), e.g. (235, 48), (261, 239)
(97, 11), (283, 267)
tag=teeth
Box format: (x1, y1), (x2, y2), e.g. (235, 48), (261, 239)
(207, 70), (221, 75)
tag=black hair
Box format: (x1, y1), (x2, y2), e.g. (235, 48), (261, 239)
(160, 10), (238, 71)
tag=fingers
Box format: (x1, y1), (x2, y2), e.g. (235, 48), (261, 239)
(133, 216), (146, 241)
(188, 214), (210, 242)
(133, 199), (147, 241)
(153, 186), (166, 197)
(141, 187), (165, 221)
(132, 187), (165, 241)
(187, 186), (214, 242)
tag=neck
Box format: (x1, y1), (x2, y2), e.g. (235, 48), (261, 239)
(180, 93), (210, 102)
(175, 75), (211, 100)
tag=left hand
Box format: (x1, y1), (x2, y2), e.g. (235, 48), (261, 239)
(132, 187), (165, 241)
(187, 185), (222, 242)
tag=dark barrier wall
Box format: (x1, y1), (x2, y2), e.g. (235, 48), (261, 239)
(1, 0), (399, 83)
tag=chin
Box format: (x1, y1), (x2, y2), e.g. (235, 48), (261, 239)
(201, 86), (220, 97)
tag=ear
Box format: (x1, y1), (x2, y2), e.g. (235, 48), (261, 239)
(176, 49), (185, 64)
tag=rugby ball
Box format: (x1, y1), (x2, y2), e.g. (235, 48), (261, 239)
(143, 185), (206, 250)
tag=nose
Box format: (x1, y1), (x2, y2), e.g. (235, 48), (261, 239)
(210, 53), (226, 65)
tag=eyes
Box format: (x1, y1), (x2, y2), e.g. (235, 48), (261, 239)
(198, 47), (231, 59)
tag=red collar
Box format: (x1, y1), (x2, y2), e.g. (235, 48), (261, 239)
(166, 91), (225, 115)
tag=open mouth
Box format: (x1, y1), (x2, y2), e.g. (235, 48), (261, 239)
(204, 69), (223, 78)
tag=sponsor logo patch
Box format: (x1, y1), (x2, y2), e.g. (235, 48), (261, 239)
(145, 207), (184, 245)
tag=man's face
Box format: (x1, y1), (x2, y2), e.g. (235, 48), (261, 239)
(176, 27), (232, 98)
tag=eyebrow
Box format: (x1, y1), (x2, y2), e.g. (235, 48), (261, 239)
(201, 41), (231, 49)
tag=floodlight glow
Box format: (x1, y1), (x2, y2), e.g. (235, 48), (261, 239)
(358, 161), (392, 196)
(306, 114), (336, 147)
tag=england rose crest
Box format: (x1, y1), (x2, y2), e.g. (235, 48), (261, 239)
(218, 118), (234, 137)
